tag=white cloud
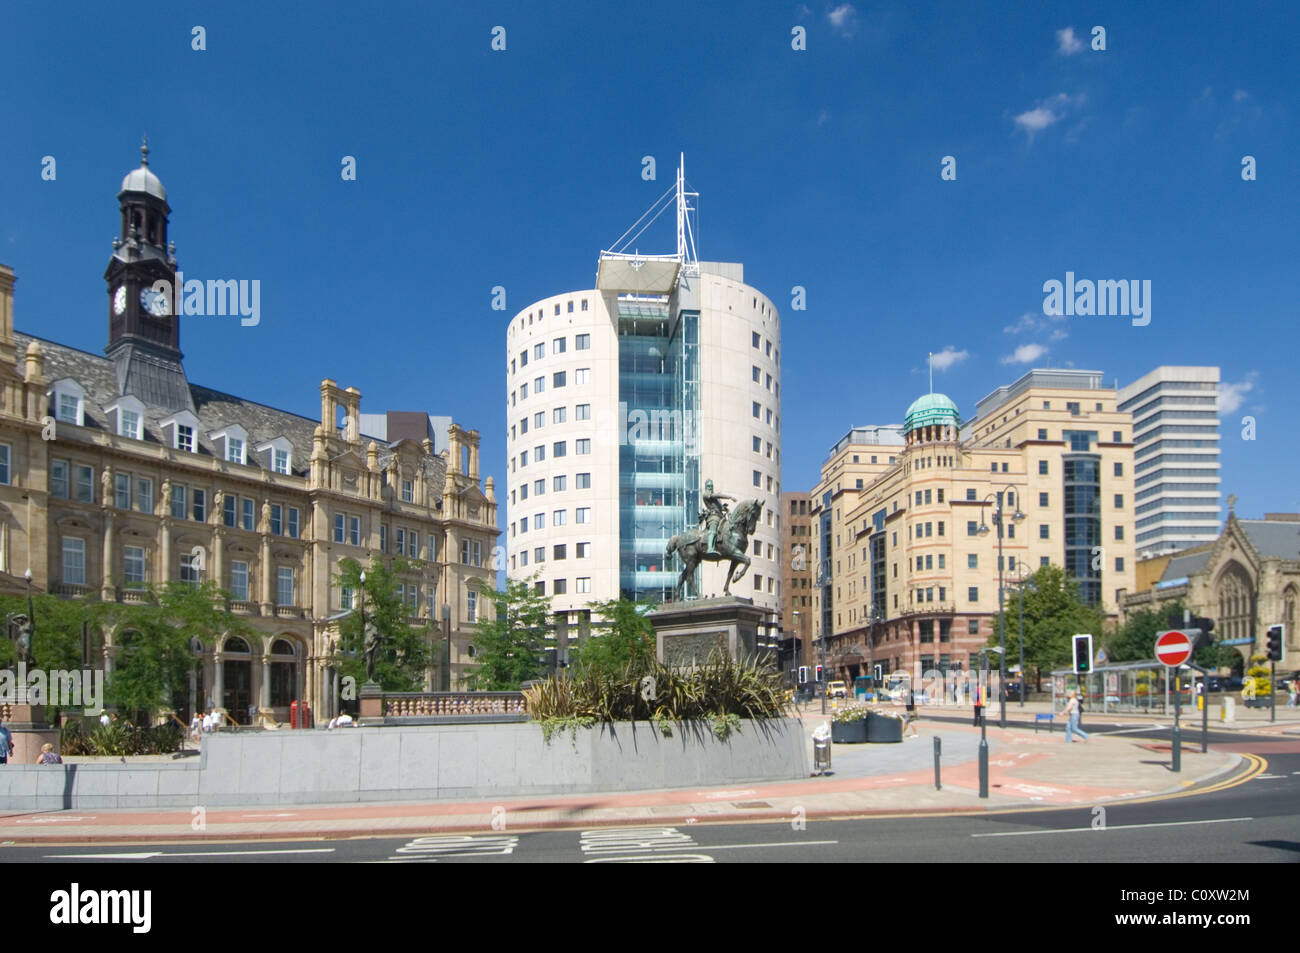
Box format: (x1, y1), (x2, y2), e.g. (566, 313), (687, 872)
(1056, 27), (1084, 55)
(816, 107), (830, 126)
(1219, 372), (1259, 414)
(1013, 93), (1086, 137)
(1049, 328), (1069, 342)
(827, 3), (857, 36)
(929, 346), (969, 372)
(1233, 88), (1250, 102)
(1014, 107), (1058, 133)
(1001, 343), (1048, 365)
(1003, 312), (1039, 334)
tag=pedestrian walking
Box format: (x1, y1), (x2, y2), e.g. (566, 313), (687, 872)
(903, 688), (919, 738)
(189, 711), (202, 744)
(35, 743), (62, 764)
(972, 679), (984, 727)
(1063, 689), (1089, 744)
(0, 714), (12, 765)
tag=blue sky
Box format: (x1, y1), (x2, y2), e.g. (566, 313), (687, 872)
(3, 0), (1297, 521)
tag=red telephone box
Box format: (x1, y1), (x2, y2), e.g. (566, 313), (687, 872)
(290, 700), (300, 729)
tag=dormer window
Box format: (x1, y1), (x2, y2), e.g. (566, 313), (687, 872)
(105, 395), (145, 440)
(161, 410), (201, 453)
(50, 379), (86, 427)
(210, 425), (248, 466)
(255, 436), (294, 476)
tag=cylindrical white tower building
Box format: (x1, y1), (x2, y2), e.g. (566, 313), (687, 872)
(504, 262), (782, 617)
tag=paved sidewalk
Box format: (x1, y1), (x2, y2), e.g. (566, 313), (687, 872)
(0, 716), (1248, 845)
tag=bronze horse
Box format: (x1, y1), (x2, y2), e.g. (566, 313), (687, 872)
(665, 498), (763, 599)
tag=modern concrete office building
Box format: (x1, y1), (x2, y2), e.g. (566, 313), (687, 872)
(1117, 366), (1222, 558)
(504, 161), (783, 619)
(809, 369), (1136, 685)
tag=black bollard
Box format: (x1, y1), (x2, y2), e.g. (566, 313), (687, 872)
(933, 735), (942, 790)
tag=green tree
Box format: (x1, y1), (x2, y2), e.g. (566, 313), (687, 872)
(463, 577), (552, 690)
(1109, 601), (1243, 672)
(570, 598), (656, 675)
(333, 558), (432, 692)
(103, 581), (254, 718)
(991, 565), (1106, 690)
(1106, 601), (1186, 663)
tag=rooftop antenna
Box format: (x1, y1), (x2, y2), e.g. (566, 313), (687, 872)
(929, 351), (933, 394)
(597, 152), (698, 293)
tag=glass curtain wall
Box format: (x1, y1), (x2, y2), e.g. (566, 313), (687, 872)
(618, 298), (697, 602)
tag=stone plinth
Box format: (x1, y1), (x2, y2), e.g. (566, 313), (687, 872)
(358, 682), (383, 724)
(5, 703), (60, 765)
(649, 596), (774, 667)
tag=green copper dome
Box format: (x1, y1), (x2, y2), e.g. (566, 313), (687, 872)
(904, 392), (960, 433)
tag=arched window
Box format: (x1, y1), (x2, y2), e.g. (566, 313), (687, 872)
(223, 636), (251, 654)
(269, 638), (298, 707)
(1216, 564), (1252, 649)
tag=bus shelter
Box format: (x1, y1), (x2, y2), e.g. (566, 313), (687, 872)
(1050, 659), (1192, 715)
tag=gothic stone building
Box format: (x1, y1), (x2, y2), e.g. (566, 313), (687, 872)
(0, 145), (499, 723)
(1120, 504), (1300, 669)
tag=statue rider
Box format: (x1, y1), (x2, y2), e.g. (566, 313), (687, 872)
(698, 480), (735, 555)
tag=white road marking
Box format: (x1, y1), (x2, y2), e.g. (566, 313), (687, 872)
(239, 812), (298, 818)
(1255, 774), (1286, 779)
(12, 816), (96, 825)
(47, 848), (336, 859)
(391, 834), (518, 859)
(648, 839), (839, 851)
(971, 817), (1253, 838)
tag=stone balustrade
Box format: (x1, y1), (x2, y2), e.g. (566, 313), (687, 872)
(383, 691), (526, 718)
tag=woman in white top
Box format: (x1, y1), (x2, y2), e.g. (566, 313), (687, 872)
(1063, 689), (1089, 744)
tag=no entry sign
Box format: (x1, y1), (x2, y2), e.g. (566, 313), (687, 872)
(1155, 629), (1194, 667)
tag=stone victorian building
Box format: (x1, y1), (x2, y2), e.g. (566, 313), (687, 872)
(810, 369), (1137, 685)
(0, 144), (499, 723)
(1120, 502), (1300, 668)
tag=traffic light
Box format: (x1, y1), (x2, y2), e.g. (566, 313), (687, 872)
(798, 666), (809, 684)
(815, 664), (824, 683)
(1072, 634), (1094, 675)
(1266, 624), (1285, 662)
(873, 664), (883, 683)
(1188, 616), (1216, 651)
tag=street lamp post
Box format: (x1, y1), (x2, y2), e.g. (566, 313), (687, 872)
(979, 487), (1024, 729)
(978, 648), (989, 798)
(1016, 569), (1031, 708)
(793, 610), (800, 694)
(442, 603), (452, 692)
(818, 618), (827, 716)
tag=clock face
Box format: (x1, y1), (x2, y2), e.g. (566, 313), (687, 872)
(113, 285), (126, 315)
(140, 287), (169, 317)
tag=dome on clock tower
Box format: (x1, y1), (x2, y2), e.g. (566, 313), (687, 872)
(119, 137), (166, 201)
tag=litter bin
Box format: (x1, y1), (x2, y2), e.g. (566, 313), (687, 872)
(1220, 696), (1235, 724)
(812, 722), (832, 775)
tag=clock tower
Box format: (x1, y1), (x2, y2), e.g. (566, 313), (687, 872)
(104, 138), (193, 411)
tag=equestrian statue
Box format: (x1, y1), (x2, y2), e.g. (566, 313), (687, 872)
(665, 480), (763, 599)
